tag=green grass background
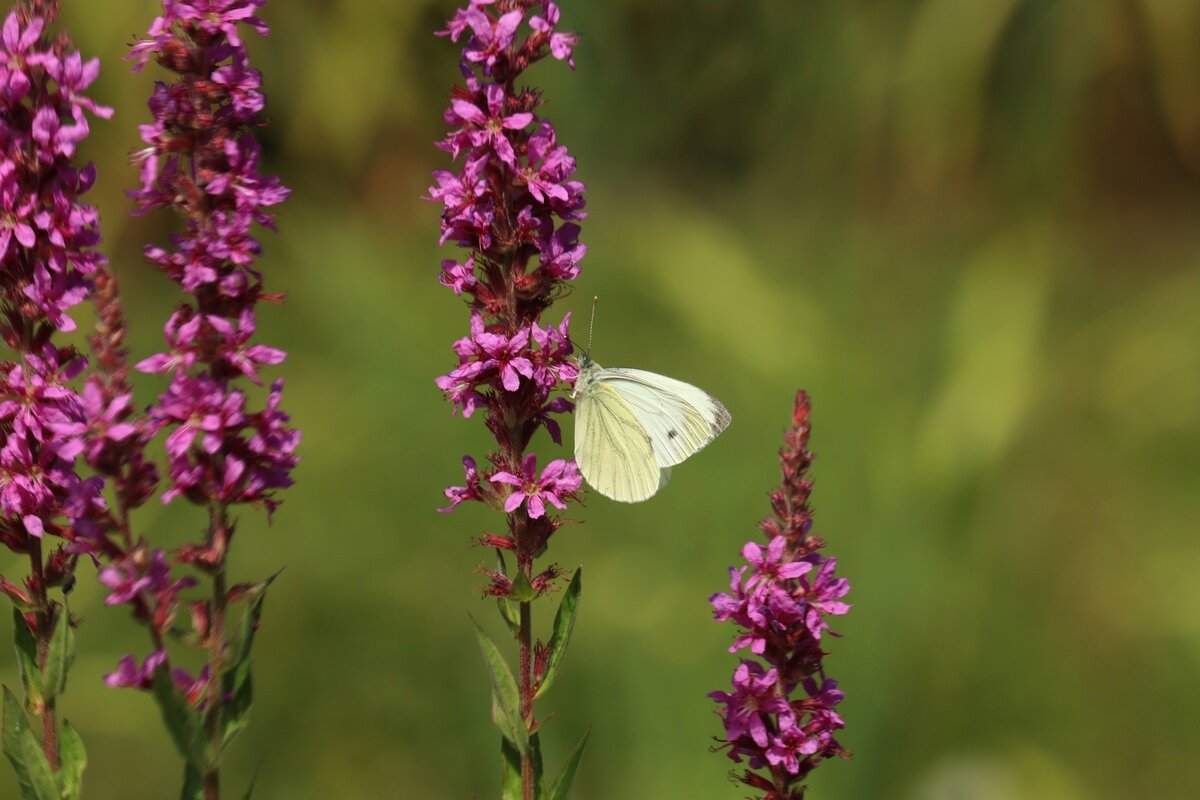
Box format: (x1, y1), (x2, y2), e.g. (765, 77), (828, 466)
(2, 0), (1199, 797)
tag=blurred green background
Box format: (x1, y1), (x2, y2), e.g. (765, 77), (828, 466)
(3, 0), (1199, 797)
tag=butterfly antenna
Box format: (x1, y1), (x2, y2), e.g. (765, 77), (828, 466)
(587, 295), (598, 355)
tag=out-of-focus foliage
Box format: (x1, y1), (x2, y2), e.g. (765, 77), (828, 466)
(2, 0), (1198, 797)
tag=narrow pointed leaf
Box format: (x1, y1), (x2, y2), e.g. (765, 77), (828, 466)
(488, 681), (523, 757)
(222, 593), (267, 749)
(152, 671), (208, 769)
(501, 733), (545, 800)
(509, 570), (537, 603)
(2, 687), (57, 800)
(57, 719), (86, 800)
(180, 763), (204, 800)
(11, 611), (42, 712)
(471, 617), (527, 754)
(495, 551), (520, 637)
(40, 608), (73, 703)
(16, 729), (57, 800)
(532, 732), (545, 795)
(535, 568), (581, 700)
(496, 596), (520, 637)
(547, 729), (590, 800)
(500, 737), (522, 800)
(241, 772), (258, 800)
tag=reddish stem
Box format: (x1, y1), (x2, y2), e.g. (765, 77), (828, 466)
(27, 538), (58, 770)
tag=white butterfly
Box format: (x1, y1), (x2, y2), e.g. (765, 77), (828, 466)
(571, 351), (731, 502)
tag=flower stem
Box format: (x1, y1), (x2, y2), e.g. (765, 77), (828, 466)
(27, 539), (58, 771)
(203, 505), (229, 800)
(519, 595), (534, 800)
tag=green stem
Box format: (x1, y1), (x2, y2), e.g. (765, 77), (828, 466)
(203, 504), (229, 800)
(519, 597), (533, 800)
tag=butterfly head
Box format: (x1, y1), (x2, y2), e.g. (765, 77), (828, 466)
(571, 351), (599, 399)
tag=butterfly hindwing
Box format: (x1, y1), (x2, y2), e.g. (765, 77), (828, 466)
(575, 380), (662, 503)
(593, 368), (731, 468)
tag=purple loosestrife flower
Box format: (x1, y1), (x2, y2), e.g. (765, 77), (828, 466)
(0, 0), (111, 781)
(490, 453), (582, 518)
(76, 2), (294, 797)
(104, 651), (166, 690)
(433, 3), (589, 798)
(709, 392), (851, 799)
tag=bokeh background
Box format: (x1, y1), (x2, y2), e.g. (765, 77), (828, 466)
(3, 0), (1199, 798)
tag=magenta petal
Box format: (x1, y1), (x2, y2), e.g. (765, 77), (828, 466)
(500, 363), (520, 391)
(136, 353), (175, 373)
(451, 98), (487, 125)
(502, 492), (525, 513)
(495, 10), (523, 43)
(23, 515), (44, 538)
(526, 494), (545, 519)
(503, 112), (533, 130)
(489, 471), (523, 486)
(778, 562), (812, 580)
(106, 423), (137, 441)
(14, 223), (35, 247)
(748, 713), (769, 748)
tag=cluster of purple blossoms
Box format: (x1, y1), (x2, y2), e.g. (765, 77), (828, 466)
(0, 0), (110, 631)
(78, 0), (297, 705)
(710, 392), (851, 799)
(433, 0), (585, 576)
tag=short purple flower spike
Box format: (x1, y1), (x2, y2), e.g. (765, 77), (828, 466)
(709, 392), (851, 798)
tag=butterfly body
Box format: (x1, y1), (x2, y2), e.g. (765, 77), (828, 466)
(571, 353), (731, 502)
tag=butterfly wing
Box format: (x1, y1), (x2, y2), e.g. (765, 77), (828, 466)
(594, 368), (731, 468)
(575, 380), (663, 502)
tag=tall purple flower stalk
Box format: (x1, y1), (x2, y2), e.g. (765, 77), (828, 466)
(78, 2), (296, 798)
(710, 392), (851, 799)
(432, 2), (589, 797)
(0, 0), (110, 787)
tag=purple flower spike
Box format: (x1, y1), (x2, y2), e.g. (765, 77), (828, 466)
(0, 10), (111, 736)
(122, 0), (298, 515)
(78, 5), (295, 795)
(433, 5), (587, 797)
(710, 393), (851, 797)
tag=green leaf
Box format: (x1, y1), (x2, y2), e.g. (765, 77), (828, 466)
(241, 772), (258, 800)
(56, 719), (86, 800)
(495, 551), (520, 638)
(222, 593), (267, 750)
(152, 671), (208, 770)
(40, 608), (73, 704)
(501, 733), (545, 800)
(535, 568), (581, 700)
(471, 617), (528, 754)
(500, 737), (522, 800)
(546, 730), (590, 800)
(11, 611), (42, 713)
(180, 763), (204, 800)
(496, 595), (520, 637)
(509, 570), (538, 603)
(531, 732), (544, 796)
(2, 686), (57, 800)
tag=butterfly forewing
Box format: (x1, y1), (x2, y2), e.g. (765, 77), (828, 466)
(575, 380), (662, 502)
(595, 368), (731, 468)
